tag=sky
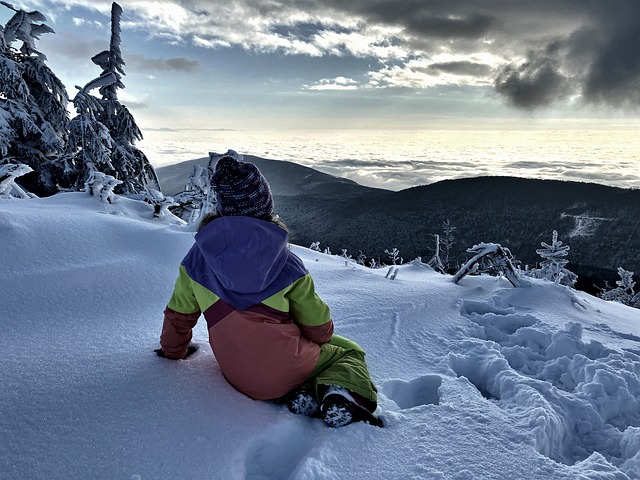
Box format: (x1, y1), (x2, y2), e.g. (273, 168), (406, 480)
(4, 0), (640, 131)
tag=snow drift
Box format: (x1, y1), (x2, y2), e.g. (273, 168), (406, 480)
(1, 192), (640, 479)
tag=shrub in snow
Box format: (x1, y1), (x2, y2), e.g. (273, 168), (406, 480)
(340, 249), (352, 262)
(356, 251), (366, 266)
(170, 165), (209, 223)
(0, 2), (70, 196)
(143, 189), (177, 219)
(84, 170), (107, 197)
(599, 267), (640, 309)
(309, 241), (321, 252)
(84, 168), (121, 204)
(0, 163), (35, 199)
(99, 176), (122, 204)
(528, 230), (577, 287)
(453, 242), (523, 287)
(385, 247), (401, 265)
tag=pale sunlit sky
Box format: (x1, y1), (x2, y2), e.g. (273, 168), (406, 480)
(4, 0), (640, 132)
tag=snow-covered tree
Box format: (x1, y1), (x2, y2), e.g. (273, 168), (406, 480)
(99, 175), (122, 203)
(599, 267), (640, 308)
(427, 233), (445, 273)
(142, 188), (177, 219)
(441, 219), (457, 270)
(0, 2), (69, 196)
(529, 230), (578, 287)
(65, 88), (114, 191)
(67, 2), (160, 195)
(170, 164), (208, 223)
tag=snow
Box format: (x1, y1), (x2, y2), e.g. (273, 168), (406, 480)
(2, 192), (640, 480)
(561, 213), (613, 238)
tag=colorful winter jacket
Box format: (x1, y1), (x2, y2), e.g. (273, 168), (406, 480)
(160, 216), (334, 400)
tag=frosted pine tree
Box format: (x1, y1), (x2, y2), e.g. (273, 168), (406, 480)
(599, 267), (639, 308)
(66, 88), (115, 191)
(69, 2), (160, 195)
(530, 230), (578, 287)
(0, 2), (69, 195)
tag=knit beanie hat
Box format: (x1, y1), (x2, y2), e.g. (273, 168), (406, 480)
(211, 155), (275, 219)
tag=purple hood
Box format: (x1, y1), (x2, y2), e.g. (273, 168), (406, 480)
(195, 216), (289, 293)
(182, 216), (308, 311)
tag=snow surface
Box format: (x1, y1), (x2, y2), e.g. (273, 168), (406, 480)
(2, 192), (640, 480)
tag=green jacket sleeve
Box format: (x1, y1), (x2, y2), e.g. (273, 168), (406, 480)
(287, 274), (334, 344)
(161, 266), (201, 359)
(167, 265), (200, 314)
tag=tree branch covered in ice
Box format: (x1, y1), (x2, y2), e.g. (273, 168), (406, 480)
(453, 242), (524, 287)
(0, 163), (35, 198)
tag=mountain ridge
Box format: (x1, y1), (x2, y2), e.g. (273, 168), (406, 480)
(156, 156), (640, 292)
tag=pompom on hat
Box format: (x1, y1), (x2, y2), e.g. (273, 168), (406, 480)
(210, 150), (275, 219)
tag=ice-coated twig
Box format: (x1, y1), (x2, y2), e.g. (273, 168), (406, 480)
(0, 163), (35, 199)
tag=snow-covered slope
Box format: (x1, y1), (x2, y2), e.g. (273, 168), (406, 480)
(2, 193), (640, 480)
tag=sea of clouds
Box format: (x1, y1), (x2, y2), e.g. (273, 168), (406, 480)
(139, 128), (640, 191)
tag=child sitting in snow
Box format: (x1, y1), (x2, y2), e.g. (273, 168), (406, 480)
(156, 153), (379, 427)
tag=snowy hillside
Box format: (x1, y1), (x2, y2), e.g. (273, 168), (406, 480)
(2, 193), (640, 480)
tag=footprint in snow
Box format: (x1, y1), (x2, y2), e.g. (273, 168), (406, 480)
(460, 298), (539, 344)
(381, 374), (442, 410)
(243, 416), (316, 479)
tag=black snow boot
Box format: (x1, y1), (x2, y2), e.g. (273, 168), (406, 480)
(287, 387), (319, 417)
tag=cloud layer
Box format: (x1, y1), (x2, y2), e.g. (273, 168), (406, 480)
(28, 0), (640, 111)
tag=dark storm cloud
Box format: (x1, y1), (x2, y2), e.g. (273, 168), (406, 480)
(494, 48), (571, 109)
(292, 0), (640, 108)
(368, 8), (496, 39)
(581, 2), (640, 107)
(494, 1), (640, 109)
(286, 0), (582, 40)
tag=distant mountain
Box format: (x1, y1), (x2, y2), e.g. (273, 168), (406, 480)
(157, 155), (385, 199)
(156, 156), (640, 293)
